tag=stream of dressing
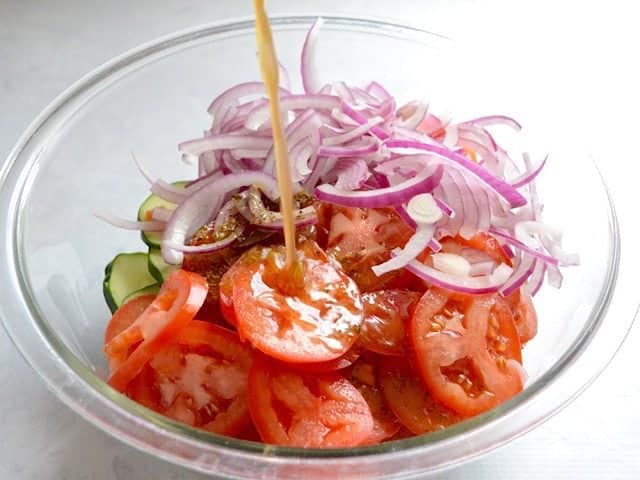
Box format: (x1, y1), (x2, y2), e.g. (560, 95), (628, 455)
(253, 0), (298, 270)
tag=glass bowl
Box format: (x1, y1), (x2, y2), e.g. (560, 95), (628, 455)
(0, 15), (630, 479)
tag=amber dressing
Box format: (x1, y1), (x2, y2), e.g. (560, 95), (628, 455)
(252, 0), (298, 270)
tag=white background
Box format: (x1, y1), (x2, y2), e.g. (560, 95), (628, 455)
(1, 1), (639, 478)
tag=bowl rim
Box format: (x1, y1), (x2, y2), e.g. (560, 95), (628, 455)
(0, 13), (627, 475)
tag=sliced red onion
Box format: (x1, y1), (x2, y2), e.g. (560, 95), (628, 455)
(372, 223), (436, 276)
(263, 109), (323, 175)
(165, 226), (243, 254)
(198, 151), (218, 176)
(301, 18), (324, 94)
(489, 226), (561, 266)
(290, 139), (314, 182)
(341, 102), (389, 140)
(207, 82), (289, 116)
(332, 81), (356, 103)
(149, 180), (187, 204)
(245, 94), (340, 131)
(469, 260), (497, 277)
(385, 139), (527, 207)
(458, 123), (498, 152)
(186, 169), (223, 189)
(396, 101), (429, 130)
(322, 116), (384, 146)
(351, 86), (383, 106)
(330, 108), (361, 127)
(278, 61), (291, 91)
(401, 252), (513, 294)
(365, 81), (393, 103)
(94, 212), (165, 232)
(151, 207), (174, 222)
(179, 134), (272, 157)
(510, 154), (547, 188)
(525, 260), (546, 296)
(435, 171), (463, 236)
(546, 263), (563, 289)
(161, 171), (279, 264)
(316, 164), (443, 208)
(131, 152), (156, 184)
(500, 253), (537, 296)
(433, 196), (454, 218)
(213, 200), (237, 232)
(318, 142), (378, 157)
(461, 115), (522, 131)
(230, 148), (269, 160)
(442, 124), (459, 148)
(448, 169), (479, 239)
(333, 158), (370, 190)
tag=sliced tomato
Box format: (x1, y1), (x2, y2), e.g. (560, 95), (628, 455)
(218, 257), (244, 327)
(231, 241), (363, 363)
(104, 269), (208, 392)
(292, 345), (362, 373)
(322, 205), (414, 292)
(506, 289), (538, 344)
(409, 288), (523, 417)
(349, 357), (401, 444)
(379, 358), (460, 434)
(458, 232), (512, 266)
(104, 294), (155, 344)
(247, 355), (373, 447)
(359, 290), (421, 356)
(126, 320), (253, 436)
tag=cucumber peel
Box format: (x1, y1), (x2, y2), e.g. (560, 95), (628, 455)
(103, 252), (157, 313)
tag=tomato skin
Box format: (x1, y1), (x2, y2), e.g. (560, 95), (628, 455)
(458, 233), (512, 266)
(127, 320), (253, 436)
(379, 358), (460, 434)
(104, 295), (155, 344)
(231, 241), (364, 363)
(359, 290), (421, 356)
(322, 205), (414, 292)
(506, 289), (538, 344)
(349, 358), (401, 444)
(291, 346), (362, 373)
(247, 355), (373, 448)
(105, 270), (208, 392)
(409, 288), (523, 417)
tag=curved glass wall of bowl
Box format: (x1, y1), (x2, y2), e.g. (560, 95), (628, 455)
(0, 16), (626, 479)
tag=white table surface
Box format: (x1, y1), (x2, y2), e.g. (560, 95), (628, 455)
(1, 1), (639, 478)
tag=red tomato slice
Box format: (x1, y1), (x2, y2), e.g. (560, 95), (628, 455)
(349, 358), (401, 444)
(104, 295), (155, 344)
(379, 358), (460, 434)
(458, 232), (512, 266)
(506, 289), (538, 344)
(322, 205), (414, 292)
(409, 288), (523, 417)
(292, 345), (362, 373)
(231, 241), (364, 363)
(105, 269), (208, 392)
(218, 259), (243, 327)
(359, 290), (421, 356)
(127, 320), (253, 436)
(247, 355), (374, 447)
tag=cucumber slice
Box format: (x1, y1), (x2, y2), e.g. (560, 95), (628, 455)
(148, 247), (179, 282)
(138, 181), (188, 248)
(103, 252), (157, 313)
(122, 283), (161, 304)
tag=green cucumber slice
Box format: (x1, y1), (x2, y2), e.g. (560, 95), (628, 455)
(148, 247), (179, 282)
(103, 252), (157, 313)
(121, 283), (161, 304)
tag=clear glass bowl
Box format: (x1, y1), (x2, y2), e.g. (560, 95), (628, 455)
(0, 15), (630, 479)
